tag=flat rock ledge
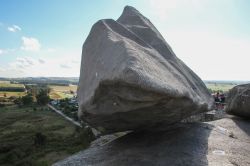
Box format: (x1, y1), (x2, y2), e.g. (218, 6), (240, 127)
(53, 116), (250, 166)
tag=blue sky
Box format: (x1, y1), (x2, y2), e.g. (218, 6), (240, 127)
(0, 0), (250, 80)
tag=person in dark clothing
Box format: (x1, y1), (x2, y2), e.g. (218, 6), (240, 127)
(220, 93), (225, 103)
(214, 92), (220, 103)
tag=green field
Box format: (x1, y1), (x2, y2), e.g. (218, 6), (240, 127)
(49, 85), (77, 99)
(205, 83), (236, 92)
(0, 91), (26, 98)
(0, 82), (25, 88)
(0, 105), (90, 166)
(0, 81), (11, 84)
(0, 82), (27, 104)
(0, 82), (26, 97)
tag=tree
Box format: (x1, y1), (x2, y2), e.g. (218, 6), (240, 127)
(21, 94), (33, 105)
(34, 132), (46, 147)
(36, 88), (50, 105)
(13, 97), (22, 106)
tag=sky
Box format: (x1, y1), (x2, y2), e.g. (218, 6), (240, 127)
(0, 0), (250, 80)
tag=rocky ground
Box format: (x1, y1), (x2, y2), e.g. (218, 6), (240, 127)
(53, 115), (250, 166)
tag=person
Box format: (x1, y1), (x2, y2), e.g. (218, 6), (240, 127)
(214, 92), (220, 102)
(214, 92), (220, 110)
(220, 93), (225, 103)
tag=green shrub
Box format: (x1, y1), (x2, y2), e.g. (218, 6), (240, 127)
(36, 89), (50, 105)
(21, 94), (33, 105)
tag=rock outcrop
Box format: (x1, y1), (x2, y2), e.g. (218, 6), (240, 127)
(77, 6), (213, 134)
(226, 84), (250, 118)
(53, 116), (250, 166)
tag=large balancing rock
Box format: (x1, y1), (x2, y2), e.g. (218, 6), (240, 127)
(78, 6), (213, 134)
(226, 84), (250, 118)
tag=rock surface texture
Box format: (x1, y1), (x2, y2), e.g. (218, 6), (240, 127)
(53, 116), (250, 166)
(78, 6), (213, 133)
(226, 84), (250, 118)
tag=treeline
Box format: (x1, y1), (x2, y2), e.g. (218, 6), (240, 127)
(19, 82), (73, 86)
(15, 87), (50, 106)
(9, 77), (79, 85)
(0, 87), (26, 92)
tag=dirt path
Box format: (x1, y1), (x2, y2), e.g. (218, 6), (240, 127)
(47, 104), (82, 128)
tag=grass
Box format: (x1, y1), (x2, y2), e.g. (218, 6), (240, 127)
(0, 83), (25, 88)
(0, 105), (91, 166)
(49, 85), (77, 100)
(205, 83), (236, 92)
(49, 85), (77, 92)
(0, 81), (11, 84)
(49, 91), (73, 100)
(0, 82), (26, 101)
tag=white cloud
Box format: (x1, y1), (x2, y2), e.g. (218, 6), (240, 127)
(148, 0), (179, 20)
(2, 51), (81, 77)
(7, 27), (15, 32)
(13, 57), (36, 69)
(71, 60), (80, 64)
(13, 25), (21, 31)
(21, 36), (41, 51)
(0, 67), (4, 72)
(7, 24), (21, 32)
(163, 29), (250, 80)
(0, 49), (12, 55)
(0, 48), (15, 55)
(60, 64), (72, 69)
(47, 48), (56, 52)
(38, 59), (45, 64)
(146, 0), (228, 21)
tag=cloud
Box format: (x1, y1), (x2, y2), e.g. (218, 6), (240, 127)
(13, 57), (36, 70)
(21, 36), (41, 51)
(8, 57), (37, 73)
(60, 64), (72, 69)
(13, 25), (21, 31)
(146, 0), (222, 21)
(148, 0), (179, 20)
(2, 51), (81, 77)
(7, 24), (21, 32)
(0, 48), (15, 55)
(0, 67), (4, 72)
(7, 27), (15, 32)
(47, 48), (56, 52)
(60, 58), (81, 69)
(38, 59), (45, 64)
(162, 28), (250, 80)
(3, 56), (46, 77)
(71, 60), (80, 64)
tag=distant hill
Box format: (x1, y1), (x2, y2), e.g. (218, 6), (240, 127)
(0, 77), (249, 86)
(203, 80), (250, 85)
(0, 77), (79, 86)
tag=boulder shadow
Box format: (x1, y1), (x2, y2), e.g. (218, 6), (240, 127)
(74, 123), (212, 166)
(231, 115), (250, 136)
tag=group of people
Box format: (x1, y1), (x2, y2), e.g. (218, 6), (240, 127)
(213, 92), (226, 110)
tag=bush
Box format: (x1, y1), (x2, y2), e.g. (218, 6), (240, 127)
(36, 89), (50, 105)
(21, 94), (33, 105)
(75, 126), (96, 148)
(14, 97), (22, 105)
(34, 132), (47, 147)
